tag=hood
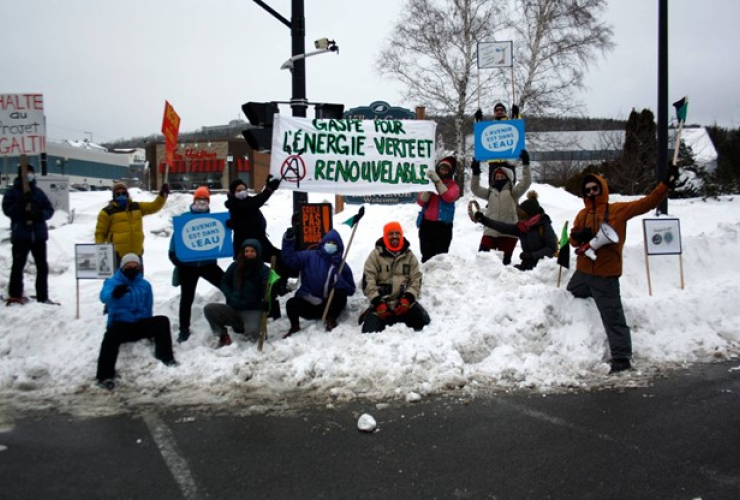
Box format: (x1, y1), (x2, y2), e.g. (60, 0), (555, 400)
(229, 179), (247, 195)
(581, 173), (610, 208)
(241, 238), (263, 260)
(318, 229), (345, 262)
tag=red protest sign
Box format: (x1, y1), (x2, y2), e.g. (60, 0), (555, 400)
(161, 101), (180, 167)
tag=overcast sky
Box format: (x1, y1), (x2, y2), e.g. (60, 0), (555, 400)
(3, 0), (739, 144)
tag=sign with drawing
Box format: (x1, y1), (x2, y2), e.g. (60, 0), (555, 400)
(477, 41), (513, 68)
(643, 218), (682, 255)
(75, 244), (115, 279)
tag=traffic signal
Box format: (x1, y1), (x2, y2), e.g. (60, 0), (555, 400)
(314, 103), (345, 119)
(241, 101), (279, 151)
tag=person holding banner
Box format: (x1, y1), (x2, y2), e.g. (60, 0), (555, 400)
(94, 181), (169, 269)
(203, 239), (269, 348)
(471, 149), (532, 265)
(416, 156), (461, 263)
(281, 228), (356, 336)
(472, 190), (558, 271)
(566, 168), (678, 374)
(3, 164), (56, 305)
(360, 222), (430, 333)
(96, 253), (177, 390)
(169, 187), (224, 343)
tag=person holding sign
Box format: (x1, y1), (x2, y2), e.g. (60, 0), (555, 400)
(203, 239), (269, 348)
(3, 164), (56, 305)
(94, 181), (169, 269)
(566, 168), (677, 374)
(470, 149), (532, 265)
(471, 190), (558, 271)
(416, 156), (461, 263)
(96, 254), (177, 390)
(360, 222), (430, 333)
(281, 229), (356, 336)
(168, 187), (224, 343)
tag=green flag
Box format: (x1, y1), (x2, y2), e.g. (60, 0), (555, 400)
(673, 97), (688, 122)
(342, 206), (366, 228)
(557, 221), (570, 269)
(266, 269), (281, 313)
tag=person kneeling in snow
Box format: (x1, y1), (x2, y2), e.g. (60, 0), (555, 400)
(96, 253), (177, 390)
(281, 228), (356, 337)
(360, 222), (430, 333)
(472, 190), (558, 271)
(203, 239), (269, 348)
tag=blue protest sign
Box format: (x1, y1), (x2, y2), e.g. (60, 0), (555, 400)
(173, 212), (233, 262)
(474, 119), (526, 161)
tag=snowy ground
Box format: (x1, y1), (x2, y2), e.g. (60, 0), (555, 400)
(1, 183), (739, 417)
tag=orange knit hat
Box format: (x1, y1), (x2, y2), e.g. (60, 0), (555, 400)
(193, 186), (210, 201)
(383, 221), (404, 252)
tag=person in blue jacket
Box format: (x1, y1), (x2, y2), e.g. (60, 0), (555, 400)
(281, 228), (355, 336)
(203, 239), (269, 348)
(2, 164), (55, 305)
(169, 186), (224, 342)
(96, 253), (177, 390)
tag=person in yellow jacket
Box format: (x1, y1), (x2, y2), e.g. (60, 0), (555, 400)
(566, 167), (678, 374)
(95, 182), (169, 268)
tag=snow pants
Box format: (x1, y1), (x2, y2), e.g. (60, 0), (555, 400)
(9, 240), (49, 302)
(203, 303), (261, 338)
(177, 264), (224, 333)
(285, 291), (348, 330)
(418, 219), (453, 263)
(96, 316), (174, 381)
(361, 302), (431, 334)
(478, 235), (517, 265)
(567, 270), (632, 360)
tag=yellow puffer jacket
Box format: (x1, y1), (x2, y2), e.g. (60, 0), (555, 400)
(95, 195), (166, 257)
(570, 174), (668, 277)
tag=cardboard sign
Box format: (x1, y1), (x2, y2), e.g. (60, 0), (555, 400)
(173, 212), (233, 262)
(299, 203), (333, 249)
(75, 244), (115, 279)
(474, 119), (525, 161)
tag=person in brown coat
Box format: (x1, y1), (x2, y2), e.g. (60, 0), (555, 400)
(566, 167), (678, 374)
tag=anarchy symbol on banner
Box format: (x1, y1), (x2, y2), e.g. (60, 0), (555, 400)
(280, 153), (307, 188)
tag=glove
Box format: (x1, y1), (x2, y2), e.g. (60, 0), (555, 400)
(427, 171), (440, 183)
(159, 183), (170, 198)
(265, 175), (281, 192)
(112, 284), (129, 299)
(519, 251), (533, 261)
(512, 104), (520, 118)
(571, 227), (594, 245)
(471, 159), (481, 176)
(474, 108), (483, 122)
(375, 301), (392, 320)
(519, 149), (530, 166)
(664, 163), (680, 187)
(473, 211), (484, 222)
(394, 297), (413, 316)
(285, 227), (296, 239)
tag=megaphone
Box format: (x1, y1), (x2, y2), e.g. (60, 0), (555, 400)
(577, 222), (619, 260)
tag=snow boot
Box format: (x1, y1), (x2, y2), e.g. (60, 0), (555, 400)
(218, 333), (232, 348)
(609, 358), (632, 374)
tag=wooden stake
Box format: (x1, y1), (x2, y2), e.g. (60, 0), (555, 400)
(258, 256), (278, 352)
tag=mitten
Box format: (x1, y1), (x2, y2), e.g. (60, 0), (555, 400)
(285, 227), (296, 239)
(112, 284), (129, 299)
(511, 104), (520, 119)
(471, 159), (481, 176)
(372, 297), (392, 320)
(664, 163), (680, 187)
(159, 183), (170, 198)
(393, 297), (412, 316)
(474, 211), (484, 222)
(474, 108), (483, 122)
(519, 251), (533, 261)
(519, 149), (530, 166)
(265, 175), (281, 192)
(571, 227), (594, 244)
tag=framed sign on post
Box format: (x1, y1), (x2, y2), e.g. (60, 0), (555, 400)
(75, 244), (115, 319)
(642, 218), (684, 295)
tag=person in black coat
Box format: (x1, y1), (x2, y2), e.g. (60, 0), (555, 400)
(2, 165), (55, 305)
(472, 190), (558, 271)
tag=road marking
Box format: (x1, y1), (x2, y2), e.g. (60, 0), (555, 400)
(143, 413), (199, 500)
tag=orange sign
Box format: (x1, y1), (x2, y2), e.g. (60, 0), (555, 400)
(299, 203), (333, 249)
(161, 100), (181, 167)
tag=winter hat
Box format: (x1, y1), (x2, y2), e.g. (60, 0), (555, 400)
(193, 186), (210, 201)
(229, 178), (247, 194)
(383, 221), (404, 252)
(112, 182), (128, 196)
(436, 156), (457, 178)
(519, 190), (543, 217)
(120, 253), (141, 269)
(17, 164), (35, 176)
(493, 102), (507, 112)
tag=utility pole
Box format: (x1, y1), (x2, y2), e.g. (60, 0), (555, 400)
(657, 0), (669, 214)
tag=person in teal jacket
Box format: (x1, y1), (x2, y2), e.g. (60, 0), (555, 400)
(203, 239), (269, 348)
(96, 253), (177, 390)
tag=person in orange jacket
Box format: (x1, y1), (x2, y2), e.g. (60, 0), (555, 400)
(566, 166), (678, 374)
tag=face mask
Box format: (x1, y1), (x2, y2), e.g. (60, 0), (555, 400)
(27, 173), (35, 182)
(323, 243), (338, 255)
(123, 268), (140, 280)
(493, 178), (507, 191)
(115, 195), (128, 207)
(192, 200), (209, 212)
(235, 191), (248, 200)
